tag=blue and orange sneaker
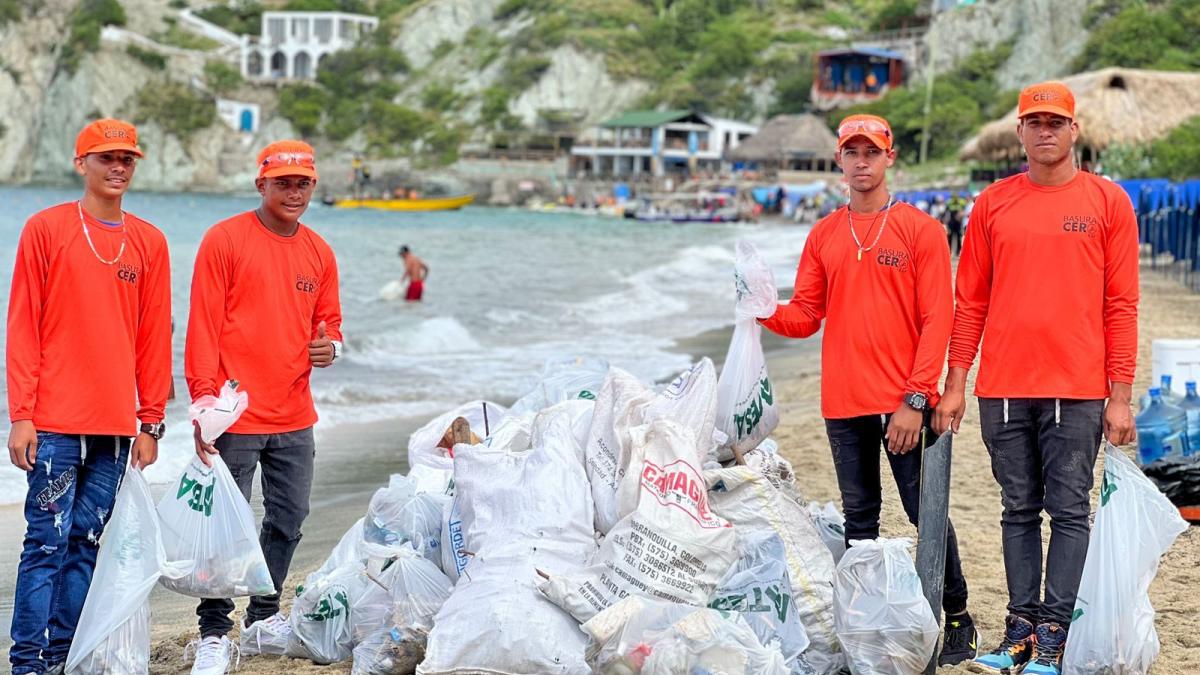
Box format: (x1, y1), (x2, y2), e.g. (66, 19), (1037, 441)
(1023, 622), (1066, 675)
(970, 614), (1035, 673)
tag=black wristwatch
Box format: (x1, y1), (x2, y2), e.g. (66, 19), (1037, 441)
(139, 422), (166, 440)
(903, 392), (928, 411)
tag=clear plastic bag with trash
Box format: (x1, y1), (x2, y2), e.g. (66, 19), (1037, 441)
(833, 537), (938, 675)
(350, 548), (454, 675)
(156, 454), (274, 598)
(715, 240), (780, 461)
(581, 595), (788, 675)
(508, 356), (609, 415)
(710, 532), (815, 674)
(65, 470), (190, 675)
(807, 501), (847, 565)
(189, 380), (249, 444)
(1062, 444), (1189, 675)
(363, 474), (450, 567)
(289, 560), (371, 664)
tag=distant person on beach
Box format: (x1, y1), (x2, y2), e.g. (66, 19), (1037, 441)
(944, 192), (966, 256)
(934, 81), (1138, 675)
(6, 119), (171, 675)
(185, 140), (343, 673)
(399, 244), (429, 302)
(758, 114), (981, 667)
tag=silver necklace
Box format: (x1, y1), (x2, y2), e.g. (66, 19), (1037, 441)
(78, 201), (126, 266)
(848, 197), (894, 262)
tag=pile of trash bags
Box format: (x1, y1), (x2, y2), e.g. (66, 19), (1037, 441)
(66, 243), (1186, 675)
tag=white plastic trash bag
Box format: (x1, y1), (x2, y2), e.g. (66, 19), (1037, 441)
(582, 596), (788, 675)
(1063, 444), (1189, 675)
(707, 466), (842, 674)
(833, 538), (938, 675)
(509, 356), (609, 415)
(189, 380), (249, 444)
(419, 404), (597, 674)
(408, 400), (506, 466)
(66, 470), (190, 675)
(351, 549), (453, 675)
(743, 438), (799, 496)
(542, 419), (736, 624)
(157, 455), (274, 598)
(586, 359), (719, 534)
(715, 242), (780, 461)
(290, 560), (370, 664)
(710, 532), (814, 674)
(808, 501), (847, 565)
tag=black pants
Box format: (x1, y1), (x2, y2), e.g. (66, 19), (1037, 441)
(978, 398), (1103, 627)
(197, 428), (316, 637)
(825, 413), (969, 614)
(947, 225), (963, 256)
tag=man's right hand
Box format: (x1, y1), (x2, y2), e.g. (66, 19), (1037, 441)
(193, 420), (218, 467)
(933, 367), (969, 435)
(8, 420), (37, 471)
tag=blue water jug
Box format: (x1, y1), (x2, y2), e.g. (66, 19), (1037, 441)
(1180, 381), (1200, 457)
(1135, 388), (1190, 464)
(1140, 374), (1182, 410)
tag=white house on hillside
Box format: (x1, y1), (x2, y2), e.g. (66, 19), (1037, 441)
(241, 11), (379, 81)
(570, 110), (758, 177)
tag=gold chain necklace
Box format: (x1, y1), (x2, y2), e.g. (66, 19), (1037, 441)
(78, 201), (126, 266)
(847, 197), (894, 262)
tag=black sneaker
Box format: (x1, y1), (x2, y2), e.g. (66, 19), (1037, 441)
(939, 611), (982, 666)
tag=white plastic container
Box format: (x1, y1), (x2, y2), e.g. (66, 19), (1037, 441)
(1151, 339), (1200, 396)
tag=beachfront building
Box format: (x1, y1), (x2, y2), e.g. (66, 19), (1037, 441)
(569, 110), (757, 178)
(811, 47), (905, 111)
(728, 114), (840, 180)
(216, 99), (260, 133)
(240, 11), (379, 81)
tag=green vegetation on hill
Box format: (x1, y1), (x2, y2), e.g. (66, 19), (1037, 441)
(1076, 0), (1200, 72)
(0, 0), (22, 26)
(134, 80), (216, 139)
(61, 0), (127, 74)
(195, 1), (263, 36)
(274, 27), (461, 164)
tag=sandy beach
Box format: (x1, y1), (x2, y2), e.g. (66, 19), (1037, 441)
(14, 265), (1193, 674)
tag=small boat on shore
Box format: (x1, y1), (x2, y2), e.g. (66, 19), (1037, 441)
(332, 194), (475, 211)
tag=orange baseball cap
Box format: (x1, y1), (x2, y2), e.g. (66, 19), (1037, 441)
(1018, 81), (1075, 119)
(75, 119), (143, 158)
(837, 114), (893, 150)
(257, 140), (318, 180)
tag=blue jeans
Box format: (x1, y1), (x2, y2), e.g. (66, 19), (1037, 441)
(979, 398), (1104, 627)
(9, 432), (129, 674)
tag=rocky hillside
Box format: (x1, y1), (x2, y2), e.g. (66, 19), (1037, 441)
(0, 0), (1151, 191)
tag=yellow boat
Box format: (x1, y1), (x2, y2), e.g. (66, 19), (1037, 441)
(333, 194), (475, 211)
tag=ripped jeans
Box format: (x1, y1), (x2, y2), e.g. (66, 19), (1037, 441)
(10, 432), (129, 674)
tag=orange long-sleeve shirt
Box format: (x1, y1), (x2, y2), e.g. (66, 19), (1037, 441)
(948, 172), (1139, 398)
(185, 211), (342, 434)
(7, 202), (172, 435)
(762, 202), (953, 419)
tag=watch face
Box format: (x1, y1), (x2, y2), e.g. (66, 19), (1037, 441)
(908, 393), (927, 409)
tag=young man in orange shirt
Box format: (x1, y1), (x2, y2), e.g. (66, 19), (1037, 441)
(933, 82), (1138, 675)
(184, 141), (342, 673)
(761, 114), (979, 666)
(7, 119), (171, 675)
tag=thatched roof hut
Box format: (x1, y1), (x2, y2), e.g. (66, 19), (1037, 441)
(729, 114), (838, 170)
(960, 67), (1200, 162)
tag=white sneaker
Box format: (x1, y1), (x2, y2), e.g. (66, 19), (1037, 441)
(240, 612), (292, 656)
(185, 635), (239, 675)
